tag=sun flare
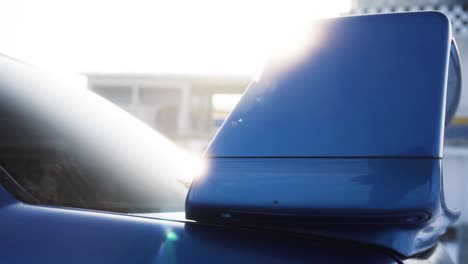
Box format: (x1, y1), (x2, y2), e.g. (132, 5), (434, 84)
(0, 0), (350, 76)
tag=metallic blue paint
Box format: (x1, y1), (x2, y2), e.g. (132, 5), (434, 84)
(0, 186), (398, 263)
(187, 12), (460, 257)
(189, 158), (440, 218)
(207, 12), (450, 158)
(188, 157), (459, 256)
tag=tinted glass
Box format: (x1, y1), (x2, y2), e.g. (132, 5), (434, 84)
(0, 58), (196, 213)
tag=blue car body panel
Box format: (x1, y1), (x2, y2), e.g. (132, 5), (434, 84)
(0, 186), (398, 263)
(207, 12), (450, 158)
(187, 12), (459, 256)
(189, 158), (440, 217)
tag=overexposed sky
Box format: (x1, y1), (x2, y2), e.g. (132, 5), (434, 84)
(0, 0), (350, 75)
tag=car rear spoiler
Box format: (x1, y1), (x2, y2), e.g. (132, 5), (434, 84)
(186, 12), (461, 256)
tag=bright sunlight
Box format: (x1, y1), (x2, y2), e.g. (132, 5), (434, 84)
(0, 0), (350, 76)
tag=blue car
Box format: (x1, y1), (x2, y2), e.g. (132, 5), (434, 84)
(0, 12), (462, 263)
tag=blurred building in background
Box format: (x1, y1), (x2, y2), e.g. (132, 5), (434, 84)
(87, 74), (249, 153)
